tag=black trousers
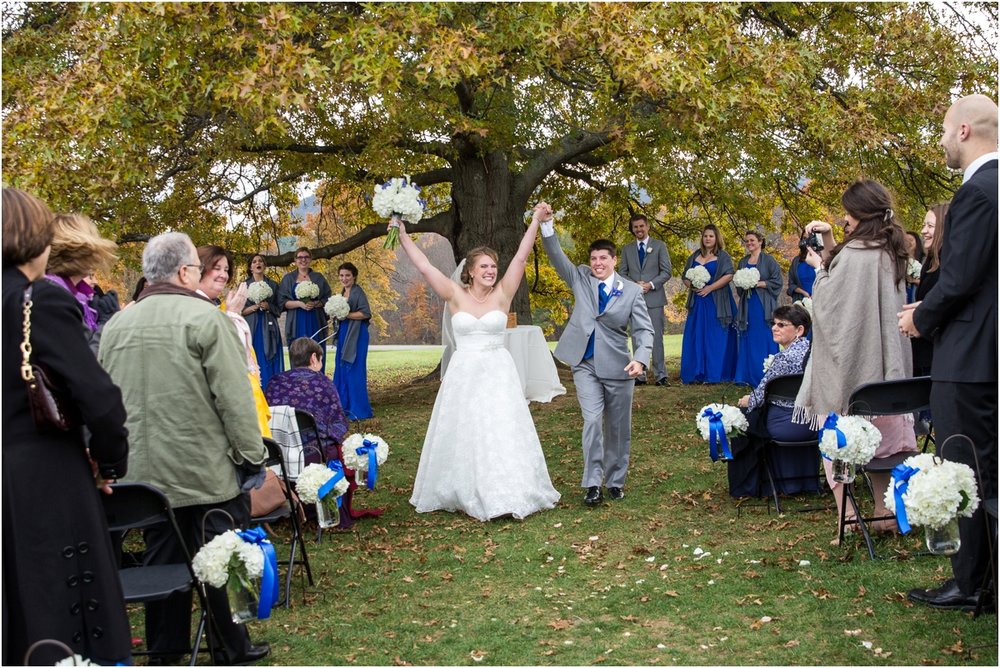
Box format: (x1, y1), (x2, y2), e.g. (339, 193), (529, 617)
(143, 494), (254, 661)
(931, 381), (998, 595)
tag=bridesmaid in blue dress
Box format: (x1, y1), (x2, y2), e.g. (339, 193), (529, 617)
(733, 231), (782, 388)
(278, 247), (333, 373)
(680, 224), (738, 384)
(903, 230), (923, 304)
(241, 253), (284, 390)
(786, 235), (816, 302)
(333, 262), (374, 421)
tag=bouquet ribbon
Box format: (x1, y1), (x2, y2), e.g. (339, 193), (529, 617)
(818, 412), (847, 461)
(236, 527), (279, 620)
(889, 463), (920, 535)
(318, 459), (346, 508)
(355, 439), (379, 490)
(701, 408), (733, 462)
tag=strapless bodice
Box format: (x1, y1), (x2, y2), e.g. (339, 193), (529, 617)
(452, 310), (506, 351)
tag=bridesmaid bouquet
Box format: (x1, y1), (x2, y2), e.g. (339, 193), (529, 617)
(798, 297), (813, 317)
(907, 258), (922, 280)
(685, 266), (711, 290)
(343, 433), (390, 490)
(247, 281), (273, 304)
(295, 281), (320, 301)
(325, 294), (350, 320)
(373, 176), (426, 249)
(732, 267), (761, 291)
(696, 403), (748, 462)
(817, 414), (881, 465)
(884, 453), (980, 532)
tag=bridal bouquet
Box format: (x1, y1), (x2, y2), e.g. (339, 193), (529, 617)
(373, 176), (425, 249)
(732, 267), (761, 291)
(324, 294), (350, 320)
(247, 281), (272, 304)
(295, 280), (320, 301)
(884, 453), (980, 532)
(685, 265), (711, 290)
(907, 258), (922, 281)
(818, 414), (881, 466)
(343, 433), (390, 490)
(696, 403), (748, 462)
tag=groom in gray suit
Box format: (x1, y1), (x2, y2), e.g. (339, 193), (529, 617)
(541, 207), (654, 506)
(618, 214), (672, 386)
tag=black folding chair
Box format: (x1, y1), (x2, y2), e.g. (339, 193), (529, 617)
(840, 377), (933, 559)
(251, 438), (314, 607)
(101, 482), (215, 666)
(759, 373), (823, 514)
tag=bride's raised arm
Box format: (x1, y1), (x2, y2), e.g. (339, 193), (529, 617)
(498, 202), (549, 300)
(396, 219), (458, 302)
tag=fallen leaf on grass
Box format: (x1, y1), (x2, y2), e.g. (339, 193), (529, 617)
(844, 629), (863, 636)
(402, 576), (413, 583)
(663, 590), (679, 597)
(941, 640), (965, 655)
(393, 658), (413, 666)
(784, 640), (800, 648)
(749, 616), (773, 630)
(548, 619), (573, 630)
(470, 650), (487, 662)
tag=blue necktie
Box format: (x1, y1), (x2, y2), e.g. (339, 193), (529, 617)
(638, 242), (646, 266)
(583, 283), (610, 361)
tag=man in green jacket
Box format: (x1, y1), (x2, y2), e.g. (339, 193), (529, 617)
(100, 231), (270, 665)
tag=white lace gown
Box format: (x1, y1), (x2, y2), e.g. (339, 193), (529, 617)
(410, 310), (561, 521)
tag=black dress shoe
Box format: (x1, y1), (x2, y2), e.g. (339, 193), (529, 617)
(635, 378), (647, 385)
(220, 642), (272, 666)
(907, 580), (980, 611)
(607, 486), (625, 500)
(655, 377), (670, 386)
(584, 486), (603, 506)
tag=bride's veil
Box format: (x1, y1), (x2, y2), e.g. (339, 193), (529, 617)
(439, 258), (466, 379)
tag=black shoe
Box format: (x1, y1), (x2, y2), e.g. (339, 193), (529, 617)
(584, 486), (603, 506)
(219, 643), (271, 666)
(907, 580), (981, 611)
(635, 378), (647, 385)
(655, 377), (670, 386)
(607, 486), (625, 500)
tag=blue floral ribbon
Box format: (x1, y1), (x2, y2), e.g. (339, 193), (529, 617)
(890, 463), (920, 534)
(702, 408), (733, 462)
(236, 527), (279, 620)
(818, 412), (847, 461)
(355, 439), (379, 489)
(317, 460), (346, 508)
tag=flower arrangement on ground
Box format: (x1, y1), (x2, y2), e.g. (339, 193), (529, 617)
(192, 529), (279, 622)
(818, 414), (881, 466)
(732, 267), (761, 291)
(296, 461), (349, 529)
(324, 294), (350, 320)
(294, 280), (320, 301)
(696, 403), (748, 462)
(884, 453), (980, 531)
(685, 265), (712, 290)
(246, 281), (273, 304)
(343, 433), (390, 489)
(373, 176), (426, 249)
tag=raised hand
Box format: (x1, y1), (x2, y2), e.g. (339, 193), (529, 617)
(533, 201), (553, 224)
(226, 281), (249, 314)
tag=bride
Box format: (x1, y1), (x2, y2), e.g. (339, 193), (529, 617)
(396, 202), (561, 521)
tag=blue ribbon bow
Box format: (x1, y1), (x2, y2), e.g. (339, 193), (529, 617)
(317, 459), (346, 508)
(702, 408), (733, 462)
(890, 463), (920, 534)
(236, 527), (279, 620)
(354, 439), (380, 490)
(818, 412), (847, 461)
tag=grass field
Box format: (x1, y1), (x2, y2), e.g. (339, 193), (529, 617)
(140, 342), (997, 665)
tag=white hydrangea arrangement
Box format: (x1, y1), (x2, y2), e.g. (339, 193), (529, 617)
(818, 415), (881, 466)
(798, 297), (813, 317)
(373, 176), (426, 249)
(246, 281), (273, 304)
(907, 258), (922, 280)
(685, 265), (712, 290)
(884, 453), (980, 530)
(294, 280), (320, 301)
(55, 655), (95, 666)
(324, 294), (350, 320)
(342, 433), (390, 486)
(191, 530), (264, 590)
(296, 463), (349, 504)
(732, 267), (761, 291)
(695, 403), (749, 441)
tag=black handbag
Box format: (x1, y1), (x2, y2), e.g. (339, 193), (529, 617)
(20, 285), (74, 431)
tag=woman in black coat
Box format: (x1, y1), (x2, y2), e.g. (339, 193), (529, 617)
(2, 188), (131, 665)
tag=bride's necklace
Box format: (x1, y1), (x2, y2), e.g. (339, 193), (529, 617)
(466, 285), (494, 304)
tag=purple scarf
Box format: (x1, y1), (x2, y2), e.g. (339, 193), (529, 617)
(45, 274), (98, 331)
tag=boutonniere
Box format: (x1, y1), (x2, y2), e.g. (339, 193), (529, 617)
(610, 281), (624, 298)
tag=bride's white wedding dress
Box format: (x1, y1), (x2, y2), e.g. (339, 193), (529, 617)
(410, 310), (561, 521)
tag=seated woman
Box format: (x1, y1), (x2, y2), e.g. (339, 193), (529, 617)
(265, 338), (380, 528)
(729, 305), (819, 497)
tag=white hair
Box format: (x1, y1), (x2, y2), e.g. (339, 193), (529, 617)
(143, 232), (193, 283)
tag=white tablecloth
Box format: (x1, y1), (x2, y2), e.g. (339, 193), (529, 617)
(502, 326), (566, 403)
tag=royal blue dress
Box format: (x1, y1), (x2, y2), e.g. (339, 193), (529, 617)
(334, 319), (373, 420)
(252, 313), (284, 390)
(796, 262), (816, 298)
(734, 264), (780, 388)
(680, 260), (737, 384)
(293, 309), (327, 372)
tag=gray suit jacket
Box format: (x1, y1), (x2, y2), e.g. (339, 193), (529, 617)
(618, 238), (672, 308)
(543, 233), (654, 379)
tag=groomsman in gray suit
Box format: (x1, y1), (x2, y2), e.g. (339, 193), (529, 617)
(618, 214), (672, 386)
(539, 203), (654, 506)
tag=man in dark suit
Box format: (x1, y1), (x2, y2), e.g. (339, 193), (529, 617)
(899, 94), (998, 611)
(618, 214), (673, 385)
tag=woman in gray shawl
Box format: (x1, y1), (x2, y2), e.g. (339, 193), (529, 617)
(680, 224), (738, 384)
(278, 247), (333, 372)
(333, 261), (373, 420)
(793, 179), (917, 542)
(241, 253), (285, 390)
(733, 230), (783, 387)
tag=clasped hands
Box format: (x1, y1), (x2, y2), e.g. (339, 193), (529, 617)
(897, 301), (921, 339)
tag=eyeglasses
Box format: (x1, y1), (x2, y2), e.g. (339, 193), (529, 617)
(183, 263), (204, 272)
(770, 321), (793, 328)
(295, 255), (311, 260)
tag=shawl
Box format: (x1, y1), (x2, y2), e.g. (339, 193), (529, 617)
(683, 249), (735, 327)
(735, 252), (783, 332)
(277, 269), (333, 340)
(264, 367), (350, 456)
(338, 284), (372, 365)
(242, 275), (283, 361)
(793, 241), (912, 430)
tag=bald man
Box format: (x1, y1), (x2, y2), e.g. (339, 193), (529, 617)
(900, 94), (998, 612)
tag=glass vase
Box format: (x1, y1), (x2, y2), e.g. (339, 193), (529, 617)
(315, 495), (340, 529)
(226, 573), (258, 624)
(925, 517), (961, 556)
(832, 458), (856, 483)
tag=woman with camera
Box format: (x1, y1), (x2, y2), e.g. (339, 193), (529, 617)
(787, 231), (818, 302)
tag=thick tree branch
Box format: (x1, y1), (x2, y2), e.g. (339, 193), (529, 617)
(515, 128), (615, 201)
(554, 165), (609, 192)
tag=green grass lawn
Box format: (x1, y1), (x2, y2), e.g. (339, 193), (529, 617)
(149, 344), (996, 665)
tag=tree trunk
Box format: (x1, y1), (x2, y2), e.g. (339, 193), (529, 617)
(448, 150), (533, 323)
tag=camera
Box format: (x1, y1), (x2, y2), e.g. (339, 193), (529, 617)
(799, 232), (824, 253)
